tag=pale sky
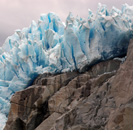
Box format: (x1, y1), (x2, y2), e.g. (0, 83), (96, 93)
(0, 0), (133, 46)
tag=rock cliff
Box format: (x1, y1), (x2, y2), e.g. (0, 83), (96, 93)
(4, 40), (133, 130)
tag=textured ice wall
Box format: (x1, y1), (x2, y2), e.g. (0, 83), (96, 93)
(0, 3), (133, 129)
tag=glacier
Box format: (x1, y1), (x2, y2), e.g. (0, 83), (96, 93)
(0, 3), (133, 129)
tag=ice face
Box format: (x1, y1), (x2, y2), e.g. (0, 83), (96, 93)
(0, 3), (133, 129)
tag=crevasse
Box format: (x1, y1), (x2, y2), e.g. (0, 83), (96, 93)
(0, 3), (133, 129)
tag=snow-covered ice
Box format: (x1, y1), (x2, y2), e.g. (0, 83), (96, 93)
(0, 3), (133, 129)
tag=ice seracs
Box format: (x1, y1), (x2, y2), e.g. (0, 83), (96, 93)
(0, 3), (133, 129)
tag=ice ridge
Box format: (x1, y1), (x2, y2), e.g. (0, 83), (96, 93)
(0, 3), (133, 129)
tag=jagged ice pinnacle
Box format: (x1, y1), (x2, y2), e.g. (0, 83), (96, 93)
(0, 3), (133, 129)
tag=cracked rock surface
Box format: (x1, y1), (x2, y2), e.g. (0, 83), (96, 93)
(4, 40), (133, 130)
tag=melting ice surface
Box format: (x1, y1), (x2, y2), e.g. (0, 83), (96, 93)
(0, 3), (133, 129)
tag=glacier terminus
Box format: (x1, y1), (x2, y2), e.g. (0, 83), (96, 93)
(0, 3), (133, 129)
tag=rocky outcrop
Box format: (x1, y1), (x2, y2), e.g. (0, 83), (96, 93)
(4, 40), (133, 130)
(4, 72), (78, 130)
